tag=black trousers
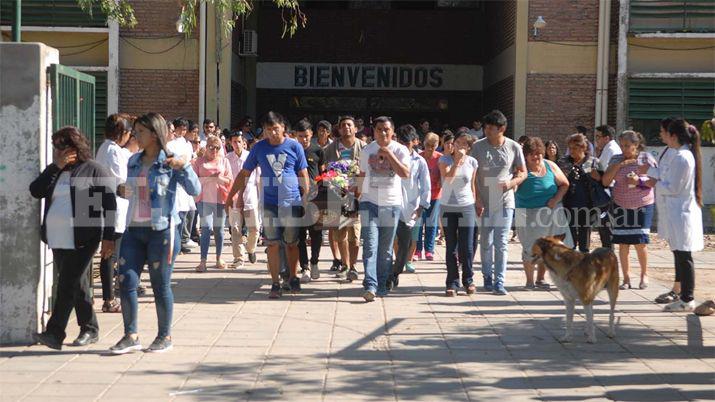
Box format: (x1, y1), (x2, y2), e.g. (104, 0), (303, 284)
(189, 209), (200, 241)
(298, 225), (322, 267)
(567, 207), (593, 253)
(47, 243), (100, 342)
(673, 250), (695, 302)
(99, 234), (122, 301)
(597, 206), (613, 249)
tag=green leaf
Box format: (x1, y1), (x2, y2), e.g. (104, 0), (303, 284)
(76, 0), (305, 37)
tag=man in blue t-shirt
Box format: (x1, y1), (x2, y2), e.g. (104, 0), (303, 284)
(226, 111), (309, 298)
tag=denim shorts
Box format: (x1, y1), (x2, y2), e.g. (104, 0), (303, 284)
(262, 204), (303, 245)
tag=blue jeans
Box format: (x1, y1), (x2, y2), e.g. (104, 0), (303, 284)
(118, 225), (180, 338)
(479, 208), (514, 286)
(416, 199), (440, 254)
(359, 202), (400, 294)
(198, 202), (226, 260)
(441, 206), (475, 290)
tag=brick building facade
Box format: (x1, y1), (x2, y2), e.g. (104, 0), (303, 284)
(118, 0), (199, 122)
(3, 0), (712, 151)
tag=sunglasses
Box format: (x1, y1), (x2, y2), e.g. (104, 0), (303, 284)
(53, 142), (71, 151)
(207, 145), (221, 151)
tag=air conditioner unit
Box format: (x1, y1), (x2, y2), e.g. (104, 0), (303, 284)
(240, 30), (258, 56)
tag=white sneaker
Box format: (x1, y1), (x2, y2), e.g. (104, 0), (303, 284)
(184, 240), (198, 248)
(301, 269), (311, 283)
(663, 300), (695, 312)
(310, 263), (320, 280)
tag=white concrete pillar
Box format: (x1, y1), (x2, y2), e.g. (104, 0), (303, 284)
(0, 43), (58, 345)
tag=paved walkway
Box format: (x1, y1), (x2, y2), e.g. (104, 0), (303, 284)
(1, 242), (714, 401)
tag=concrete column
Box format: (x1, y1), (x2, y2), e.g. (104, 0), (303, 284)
(513, 0), (529, 137)
(0, 43), (58, 345)
(616, 0), (630, 132)
(108, 20), (120, 115)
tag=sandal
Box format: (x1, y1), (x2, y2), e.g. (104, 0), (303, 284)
(102, 299), (121, 313)
(535, 280), (551, 289)
(466, 284), (477, 295)
(639, 276), (649, 290)
(445, 289), (457, 297)
(195, 260), (207, 273)
(216, 259), (227, 270)
(694, 299), (715, 316)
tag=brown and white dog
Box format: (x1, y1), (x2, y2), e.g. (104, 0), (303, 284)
(531, 234), (619, 343)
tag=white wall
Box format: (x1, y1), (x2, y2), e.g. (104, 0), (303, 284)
(646, 146), (715, 205)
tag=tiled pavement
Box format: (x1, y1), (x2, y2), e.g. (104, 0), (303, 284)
(1, 242), (714, 401)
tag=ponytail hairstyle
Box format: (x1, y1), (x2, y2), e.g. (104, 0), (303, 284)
(668, 118), (703, 207)
(660, 116), (675, 132)
(134, 112), (172, 156)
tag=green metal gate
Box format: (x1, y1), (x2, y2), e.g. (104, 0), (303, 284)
(47, 64), (97, 304)
(49, 64), (96, 149)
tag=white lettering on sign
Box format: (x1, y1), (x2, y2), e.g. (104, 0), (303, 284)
(257, 63), (483, 91)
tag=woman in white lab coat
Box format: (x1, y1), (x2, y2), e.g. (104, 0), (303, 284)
(641, 119), (704, 312)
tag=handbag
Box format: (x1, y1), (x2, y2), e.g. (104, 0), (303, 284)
(585, 168), (611, 209)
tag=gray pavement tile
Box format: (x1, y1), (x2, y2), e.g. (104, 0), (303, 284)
(28, 383), (108, 397)
(44, 370), (121, 384)
(3, 242), (713, 401)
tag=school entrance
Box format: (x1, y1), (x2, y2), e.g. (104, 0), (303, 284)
(233, 1), (517, 133)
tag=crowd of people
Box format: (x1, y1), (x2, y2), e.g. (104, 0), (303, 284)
(30, 108), (706, 354)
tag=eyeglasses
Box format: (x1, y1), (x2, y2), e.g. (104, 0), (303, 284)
(207, 145), (221, 151)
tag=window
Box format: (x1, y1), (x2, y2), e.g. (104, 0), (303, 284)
(0, 0), (106, 28)
(629, 0), (715, 33)
(83, 71), (107, 151)
(628, 79), (715, 145)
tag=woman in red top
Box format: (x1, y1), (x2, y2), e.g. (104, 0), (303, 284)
(415, 132), (443, 261)
(192, 135), (233, 272)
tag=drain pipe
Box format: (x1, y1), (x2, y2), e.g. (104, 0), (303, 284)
(595, 0), (612, 127)
(199, 2), (207, 126)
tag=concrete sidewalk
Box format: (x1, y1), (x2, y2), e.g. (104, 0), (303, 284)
(1, 242), (714, 401)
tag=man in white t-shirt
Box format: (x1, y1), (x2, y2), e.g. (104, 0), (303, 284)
(594, 124), (621, 250)
(226, 133), (261, 267)
(595, 125), (622, 170)
(168, 118), (197, 252)
(358, 116), (411, 302)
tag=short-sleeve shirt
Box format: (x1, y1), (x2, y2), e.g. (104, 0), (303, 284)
(470, 137), (525, 212)
(439, 155), (479, 207)
(420, 150), (443, 200)
(243, 138), (308, 207)
(359, 141), (411, 207)
(303, 143), (325, 182)
(608, 152), (656, 209)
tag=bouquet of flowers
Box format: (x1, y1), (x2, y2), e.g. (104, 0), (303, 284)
(312, 160), (361, 229)
(315, 160), (360, 193)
